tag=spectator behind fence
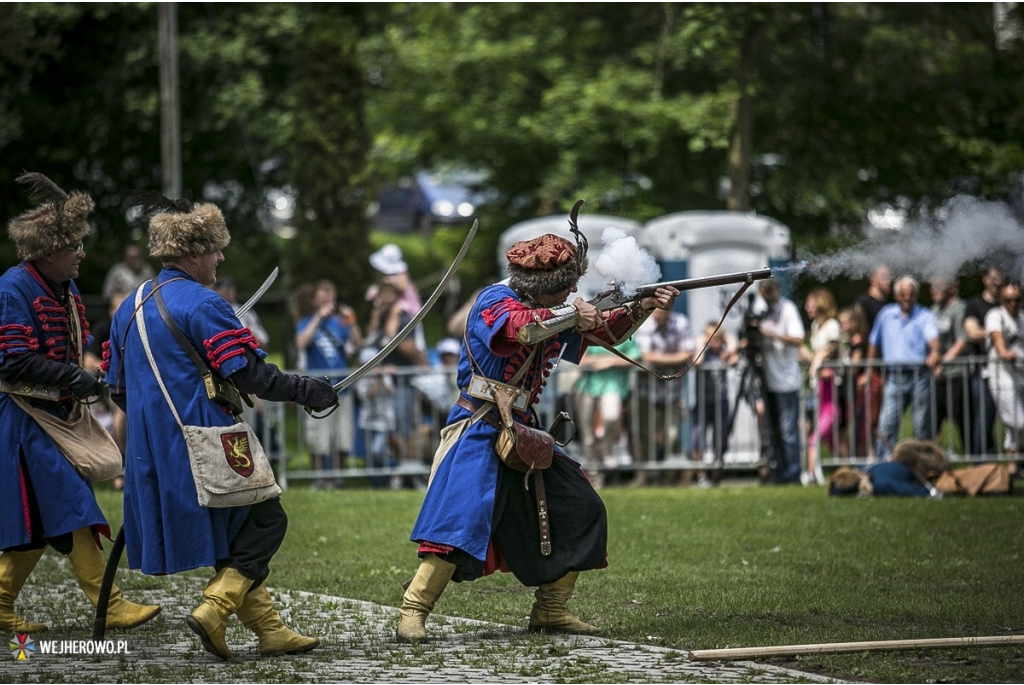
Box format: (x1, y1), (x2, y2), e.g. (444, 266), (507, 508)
(801, 287), (840, 485)
(984, 281), (1024, 460)
(964, 265), (1004, 456)
(837, 305), (877, 458)
(355, 346), (397, 489)
(364, 279), (429, 488)
(750, 278), (805, 485)
(575, 338), (642, 486)
(294, 279), (361, 490)
(366, 243), (426, 355)
(689, 321), (738, 487)
(102, 243), (156, 300)
(408, 337), (463, 464)
(857, 264), (892, 337)
(867, 275), (939, 458)
(929, 277), (969, 450)
(634, 305), (693, 486)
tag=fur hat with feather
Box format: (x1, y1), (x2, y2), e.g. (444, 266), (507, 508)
(7, 172), (95, 261)
(131, 190), (230, 259)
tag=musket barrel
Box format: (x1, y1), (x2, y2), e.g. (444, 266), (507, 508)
(639, 267), (773, 294)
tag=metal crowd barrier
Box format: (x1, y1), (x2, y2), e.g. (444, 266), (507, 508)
(266, 360), (780, 489)
(263, 355), (1020, 489)
(812, 355), (1019, 468)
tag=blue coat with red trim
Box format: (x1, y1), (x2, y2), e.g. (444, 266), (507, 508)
(409, 284), (587, 561)
(105, 267), (267, 575)
(0, 263), (107, 550)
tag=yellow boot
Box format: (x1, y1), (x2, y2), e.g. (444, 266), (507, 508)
(527, 571), (600, 635)
(0, 548), (48, 633)
(67, 529), (161, 630)
(235, 585), (319, 657)
(395, 554), (455, 642)
(186, 567), (253, 660)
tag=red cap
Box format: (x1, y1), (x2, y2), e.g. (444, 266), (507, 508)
(506, 234), (576, 272)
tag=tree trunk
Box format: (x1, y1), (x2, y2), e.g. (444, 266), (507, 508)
(726, 21), (764, 212)
(288, 5), (372, 309)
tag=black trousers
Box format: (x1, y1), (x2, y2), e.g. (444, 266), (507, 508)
(215, 498), (288, 590)
(437, 454), (608, 587)
(933, 374), (967, 446)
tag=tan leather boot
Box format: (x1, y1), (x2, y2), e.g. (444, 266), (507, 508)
(0, 548), (48, 633)
(527, 571), (600, 635)
(236, 585), (319, 657)
(395, 554), (455, 642)
(67, 528), (161, 630)
(186, 567), (253, 660)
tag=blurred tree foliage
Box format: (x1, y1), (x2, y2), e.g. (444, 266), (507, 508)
(0, 2), (1022, 339)
(364, 2), (1024, 237)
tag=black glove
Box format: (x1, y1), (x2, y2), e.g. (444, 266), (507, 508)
(60, 365), (104, 399)
(298, 376), (339, 411)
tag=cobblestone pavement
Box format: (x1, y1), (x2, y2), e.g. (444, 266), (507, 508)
(4, 556), (844, 684)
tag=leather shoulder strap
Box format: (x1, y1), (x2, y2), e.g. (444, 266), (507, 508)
(153, 286), (212, 380)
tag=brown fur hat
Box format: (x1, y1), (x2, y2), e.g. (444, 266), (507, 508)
(132, 190), (230, 259)
(7, 173), (94, 261)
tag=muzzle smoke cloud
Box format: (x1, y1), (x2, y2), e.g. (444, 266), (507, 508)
(578, 226), (661, 299)
(806, 196), (1024, 284)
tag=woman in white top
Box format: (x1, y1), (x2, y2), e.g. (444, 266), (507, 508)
(801, 287), (841, 484)
(985, 281), (1024, 454)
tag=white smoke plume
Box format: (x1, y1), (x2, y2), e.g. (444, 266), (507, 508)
(578, 226), (661, 299)
(806, 196), (1024, 284)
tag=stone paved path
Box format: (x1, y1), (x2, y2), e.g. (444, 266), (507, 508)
(4, 556), (844, 683)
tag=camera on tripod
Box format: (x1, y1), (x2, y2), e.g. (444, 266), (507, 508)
(737, 293), (766, 363)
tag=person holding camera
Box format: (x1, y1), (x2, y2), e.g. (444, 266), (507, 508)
(294, 279), (361, 490)
(749, 278), (805, 484)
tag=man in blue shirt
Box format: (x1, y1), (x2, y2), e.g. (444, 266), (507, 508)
(295, 279), (360, 489)
(866, 275), (940, 458)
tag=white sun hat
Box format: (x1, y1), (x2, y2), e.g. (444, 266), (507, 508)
(369, 243), (408, 276)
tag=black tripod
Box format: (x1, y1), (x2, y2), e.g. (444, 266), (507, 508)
(721, 296), (779, 484)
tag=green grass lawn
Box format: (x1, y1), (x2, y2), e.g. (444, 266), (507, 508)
(96, 482), (1024, 683)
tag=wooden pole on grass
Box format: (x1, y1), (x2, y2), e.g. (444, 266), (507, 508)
(688, 635), (1024, 661)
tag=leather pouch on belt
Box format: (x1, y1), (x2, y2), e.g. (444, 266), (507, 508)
(492, 385), (553, 483)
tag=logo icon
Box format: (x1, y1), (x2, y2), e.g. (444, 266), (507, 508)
(9, 633), (35, 660)
(221, 431), (254, 477)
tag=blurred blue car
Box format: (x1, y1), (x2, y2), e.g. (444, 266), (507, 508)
(371, 169), (491, 233)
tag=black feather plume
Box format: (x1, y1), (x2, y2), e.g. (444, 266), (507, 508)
(16, 172), (69, 205)
(128, 189), (194, 215)
(568, 199), (589, 268)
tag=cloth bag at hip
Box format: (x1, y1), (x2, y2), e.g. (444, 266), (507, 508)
(11, 395), (123, 481)
(134, 283), (281, 507)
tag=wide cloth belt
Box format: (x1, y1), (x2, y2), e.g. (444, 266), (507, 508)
(454, 394), (553, 556)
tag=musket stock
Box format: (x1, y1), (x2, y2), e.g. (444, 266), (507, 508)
(589, 267), (773, 311)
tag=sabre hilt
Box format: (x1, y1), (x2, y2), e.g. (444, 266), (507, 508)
(304, 376), (340, 418)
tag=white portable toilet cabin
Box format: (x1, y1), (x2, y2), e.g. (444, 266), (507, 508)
(497, 214), (643, 300)
(640, 211), (791, 335)
(640, 211), (792, 467)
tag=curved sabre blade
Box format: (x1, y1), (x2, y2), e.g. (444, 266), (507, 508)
(236, 267), (279, 319)
(332, 220), (479, 393)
